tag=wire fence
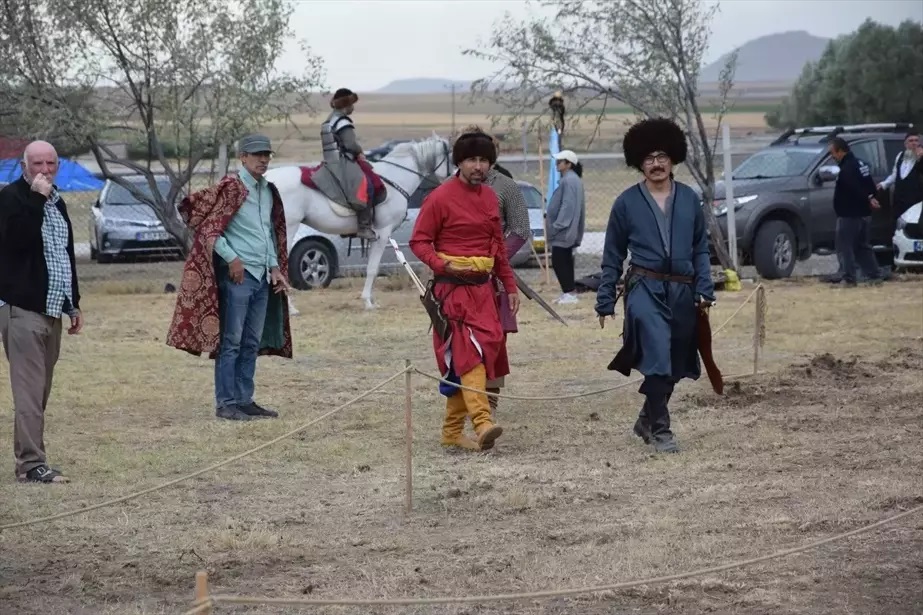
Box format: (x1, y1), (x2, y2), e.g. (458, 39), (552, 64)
(57, 141), (769, 295)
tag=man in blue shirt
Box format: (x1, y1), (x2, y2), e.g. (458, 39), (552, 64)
(213, 134), (291, 420)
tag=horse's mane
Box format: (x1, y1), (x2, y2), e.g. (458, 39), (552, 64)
(387, 136), (446, 167)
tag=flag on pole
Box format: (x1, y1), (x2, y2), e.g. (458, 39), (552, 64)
(546, 126), (561, 205)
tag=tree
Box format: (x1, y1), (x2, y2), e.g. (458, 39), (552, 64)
(464, 0), (739, 270)
(767, 19), (923, 129)
(0, 0), (325, 253)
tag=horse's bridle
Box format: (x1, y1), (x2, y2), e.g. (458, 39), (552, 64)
(375, 140), (451, 200)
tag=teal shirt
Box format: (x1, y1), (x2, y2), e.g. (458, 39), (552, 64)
(214, 168), (279, 281)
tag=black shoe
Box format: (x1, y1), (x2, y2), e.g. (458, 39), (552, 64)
(240, 402), (279, 418)
(633, 417), (652, 444)
(216, 405), (255, 421)
(17, 464), (69, 483)
(652, 433), (680, 453)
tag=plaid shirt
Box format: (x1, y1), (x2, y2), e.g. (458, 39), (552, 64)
(485, 169), (531, 240)
(0, 189), (75, 318)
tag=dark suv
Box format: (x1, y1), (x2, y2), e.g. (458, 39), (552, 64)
(711, 123), (912, 278)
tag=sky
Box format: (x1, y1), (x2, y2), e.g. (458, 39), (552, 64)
(280, 0), (923, 92)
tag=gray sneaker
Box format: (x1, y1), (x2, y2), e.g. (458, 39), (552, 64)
(216, 405), (254, 421)
(652, 433), (680, 453)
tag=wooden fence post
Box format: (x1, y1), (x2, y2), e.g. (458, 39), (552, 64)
(753, 285), (766, 375)
(195, 570), (211, 615)
(404, 359), (413, 515)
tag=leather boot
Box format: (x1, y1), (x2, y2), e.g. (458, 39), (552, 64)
(460, 364), (502, 450)
(441, 393), (479, 451)
(633, 401), (652, 444)
(355, 207), (377, 240)
(639, 376), (678, 453)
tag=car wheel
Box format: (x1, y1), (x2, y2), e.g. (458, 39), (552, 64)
(289, 239), (336, 290)
(97, 252), (115, 264)
(90, 244), (98, 260)
(752, 220), (797, 279)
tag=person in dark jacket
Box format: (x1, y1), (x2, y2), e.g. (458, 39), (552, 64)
(829, 138), (884, 287)
(0, 140), (83, 484)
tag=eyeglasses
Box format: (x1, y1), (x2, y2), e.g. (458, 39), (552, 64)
(643, 153), (671, 166)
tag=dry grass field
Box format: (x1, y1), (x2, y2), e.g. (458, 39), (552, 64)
(1, 275), (922, 615)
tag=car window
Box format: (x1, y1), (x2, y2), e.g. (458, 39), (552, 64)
(883, 138), (905, 169)
(104, 180), (173, 205)
(849, 140), (883, 175)
(520, 185), (544, 209)
(732, 147), (822, 179)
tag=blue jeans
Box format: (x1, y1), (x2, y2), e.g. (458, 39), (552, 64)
(214, 267), (270, 409)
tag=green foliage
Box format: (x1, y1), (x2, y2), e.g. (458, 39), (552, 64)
(0, 0), (325, 253)
(767, 19), (923, 129)
(463, 0), (739, 270)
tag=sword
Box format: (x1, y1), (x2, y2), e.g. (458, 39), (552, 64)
(389, 238), (451, 340)
(388, 238), (426, 297)
(511, 269), (568, 326)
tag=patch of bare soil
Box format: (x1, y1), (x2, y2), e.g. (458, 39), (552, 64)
(0, 285), (921, 615)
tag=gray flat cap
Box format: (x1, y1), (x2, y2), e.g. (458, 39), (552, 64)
(238, 134), (273, 154)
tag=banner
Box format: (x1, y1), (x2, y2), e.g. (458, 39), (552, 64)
(546, 126), (561, 204)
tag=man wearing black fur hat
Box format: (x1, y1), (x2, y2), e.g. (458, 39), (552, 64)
(314, 88), (383, 240)
(595, 118), (716, 453)
(409, 130), (519, 452)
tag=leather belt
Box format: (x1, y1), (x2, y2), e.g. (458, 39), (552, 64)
(630, 265), (693, 284)
(434, 273), (491, 286)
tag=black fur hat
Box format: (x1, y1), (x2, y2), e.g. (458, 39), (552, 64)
(622, 117), (688, 171)
(331, 88), (358, 109)
(452, 131), (497, 166)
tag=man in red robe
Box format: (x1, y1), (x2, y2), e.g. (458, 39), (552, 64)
(410, 131), (520, 452)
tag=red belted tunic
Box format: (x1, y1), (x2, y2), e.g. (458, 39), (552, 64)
(409, 177), (517, 381)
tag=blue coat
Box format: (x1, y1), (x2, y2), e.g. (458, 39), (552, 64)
(595, 181), (715, 382)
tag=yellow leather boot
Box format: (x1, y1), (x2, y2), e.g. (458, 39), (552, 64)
(460, 364), (503, 450)
(440, 392), (480, 451)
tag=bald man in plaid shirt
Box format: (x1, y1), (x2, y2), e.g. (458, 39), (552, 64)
(0, 140), (84, 484)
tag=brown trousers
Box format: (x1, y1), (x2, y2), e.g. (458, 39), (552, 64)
(0, 305), (62, 476)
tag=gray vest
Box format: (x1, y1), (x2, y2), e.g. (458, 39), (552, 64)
(321, 110), (355, 165)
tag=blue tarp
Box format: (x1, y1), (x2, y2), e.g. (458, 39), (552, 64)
(546, 127), (561, 205)
(0, 158), (104, 192)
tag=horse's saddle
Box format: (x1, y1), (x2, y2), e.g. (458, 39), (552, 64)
(299, 163), (387, 218)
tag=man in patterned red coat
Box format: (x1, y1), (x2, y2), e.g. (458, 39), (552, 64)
(167, 134), (293, 421)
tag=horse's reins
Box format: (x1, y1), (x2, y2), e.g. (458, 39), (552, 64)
(375, 141), (451, 200)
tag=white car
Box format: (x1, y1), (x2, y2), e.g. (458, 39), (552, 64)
(893, 201), (923, 270)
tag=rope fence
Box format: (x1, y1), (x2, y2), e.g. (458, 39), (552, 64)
(1, 283), (768, 532)
(184, 503), (923, 612)
(0, 368), (412, 531)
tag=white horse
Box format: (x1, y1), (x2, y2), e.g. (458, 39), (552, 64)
(266, 135), (452, 311)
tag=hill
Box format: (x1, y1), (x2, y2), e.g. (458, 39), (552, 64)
(701, 30), (829, 83)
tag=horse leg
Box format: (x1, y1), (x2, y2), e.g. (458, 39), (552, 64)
(361, 224), (392, 310)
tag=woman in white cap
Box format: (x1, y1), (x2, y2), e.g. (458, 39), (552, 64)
(546, 149), (586, 304)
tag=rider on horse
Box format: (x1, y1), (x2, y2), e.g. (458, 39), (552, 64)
(317, 88), (385, 240)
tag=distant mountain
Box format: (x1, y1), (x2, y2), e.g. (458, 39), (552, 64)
(378, 31), (830, 94)
(701, 30), (830, 83)
(375, 78), (473, 94)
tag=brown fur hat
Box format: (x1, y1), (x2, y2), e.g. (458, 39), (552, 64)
(330, 88), (359, 110)
(452, 130), (497, 166)
(622, 117), (688, 171)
